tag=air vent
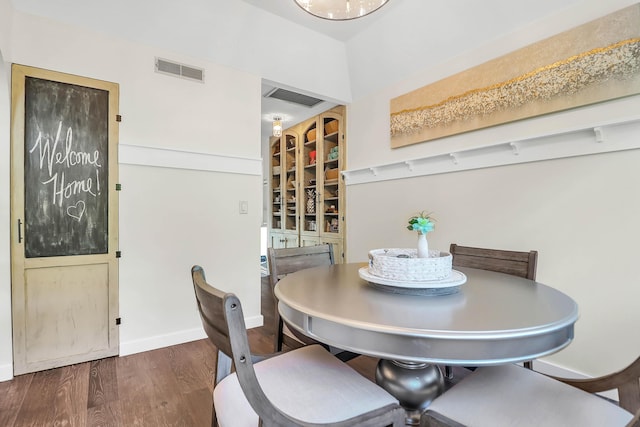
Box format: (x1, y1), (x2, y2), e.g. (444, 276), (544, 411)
(155, 57), (204, 83)
(264, 87), (323, 107)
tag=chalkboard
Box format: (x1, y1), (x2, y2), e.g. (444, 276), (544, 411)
(24, 77), (109, 258)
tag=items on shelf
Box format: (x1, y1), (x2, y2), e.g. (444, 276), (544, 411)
(309, 150), (317, 165)
(327, 146), (339, 160)
(307, 128), (316, 141)
(325, 168), (338, 180)
(326, 218), (339, 232)
(306, 189), (316, 214)
(325, 119), (338, 135)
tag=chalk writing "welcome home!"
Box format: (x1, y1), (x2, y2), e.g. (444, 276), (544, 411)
(29, 121), (102, 220)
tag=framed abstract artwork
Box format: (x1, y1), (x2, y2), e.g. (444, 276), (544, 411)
(390, 4), (640, 148)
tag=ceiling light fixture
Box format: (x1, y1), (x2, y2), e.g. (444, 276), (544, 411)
(294, 0), (389, 21)
(272, 117), (283, 137)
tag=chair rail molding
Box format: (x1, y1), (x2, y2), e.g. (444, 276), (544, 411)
(119, 143), (262, 176)
(343, 116), (640, 186)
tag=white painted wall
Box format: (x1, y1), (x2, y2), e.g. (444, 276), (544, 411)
(346, 0), (640, 377)
(0, 0), (14, 381)
(0, 9), (263, 380)
(11, 0), (352, 103)
(345, 0), (585, 100)
(0, 0), (11, 57)
(118, 164), (262, 355)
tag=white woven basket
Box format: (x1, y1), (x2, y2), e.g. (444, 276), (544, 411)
(368, 249), (452, 281)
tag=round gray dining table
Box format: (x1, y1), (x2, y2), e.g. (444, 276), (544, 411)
(274, 262), (579, 425)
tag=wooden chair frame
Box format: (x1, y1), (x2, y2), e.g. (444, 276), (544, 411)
(267, 245), (359, 361)
(268, 244), (335, 352)
(446, 244), (538, 375)
(449, 243), (538, 280)
(191, 265), (405, 427)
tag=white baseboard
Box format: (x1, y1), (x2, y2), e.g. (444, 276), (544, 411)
(119, 315), (264, 357)
(0, 363), (13, 382)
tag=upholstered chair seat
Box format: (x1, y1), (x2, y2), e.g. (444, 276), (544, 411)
(214, 345), (399, 426)
(423, 363), (636, 427)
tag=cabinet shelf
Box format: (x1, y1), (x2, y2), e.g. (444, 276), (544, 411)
(324, 131), (339, 142)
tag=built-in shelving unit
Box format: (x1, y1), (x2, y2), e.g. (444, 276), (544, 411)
(269, 106), (346, 261)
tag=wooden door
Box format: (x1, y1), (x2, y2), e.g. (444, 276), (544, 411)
(10, 65), (120, 375)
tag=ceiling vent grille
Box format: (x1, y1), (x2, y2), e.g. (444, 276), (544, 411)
(264, 87), (323, 107)
(155, 57), (204, 83)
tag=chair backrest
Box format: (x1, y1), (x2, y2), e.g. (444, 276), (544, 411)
(267, 244), (335, 351)
(555, 354), (640, 415)
(191, 265), (234, 358)
(191, 265), (296, 425)
(449, 243), (538, 280)
(267, 244), (334, 289)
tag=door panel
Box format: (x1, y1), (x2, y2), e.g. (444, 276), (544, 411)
(24, 264), (110, 364)
(11, 64), (119, 374)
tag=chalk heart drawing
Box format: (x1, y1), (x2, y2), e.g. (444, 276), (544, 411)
(67, 200), (86, 222)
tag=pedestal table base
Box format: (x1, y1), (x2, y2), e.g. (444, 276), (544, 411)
(375, 360), (444, 425)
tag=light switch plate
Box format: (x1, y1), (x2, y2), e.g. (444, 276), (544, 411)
(239, 200), (248, 214)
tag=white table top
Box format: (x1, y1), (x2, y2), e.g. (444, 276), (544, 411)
(274, 263), (579, 365)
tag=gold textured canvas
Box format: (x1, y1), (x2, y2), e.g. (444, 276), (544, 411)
(390, 4), (640, 148)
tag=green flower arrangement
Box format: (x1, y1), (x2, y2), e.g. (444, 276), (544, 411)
(407, 211), (435, 235)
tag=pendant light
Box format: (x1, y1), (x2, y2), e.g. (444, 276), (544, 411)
(294, 0), (389, 21)
(272, 117), (283, 137)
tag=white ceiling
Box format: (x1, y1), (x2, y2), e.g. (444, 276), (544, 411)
(251, 0), (404, 141)
(242, 0), (403, 42)
(247, 0), (585, 142)
(10, 0), (592, 142)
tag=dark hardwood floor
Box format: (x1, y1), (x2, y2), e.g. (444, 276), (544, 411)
(0, 276), (380, 426)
